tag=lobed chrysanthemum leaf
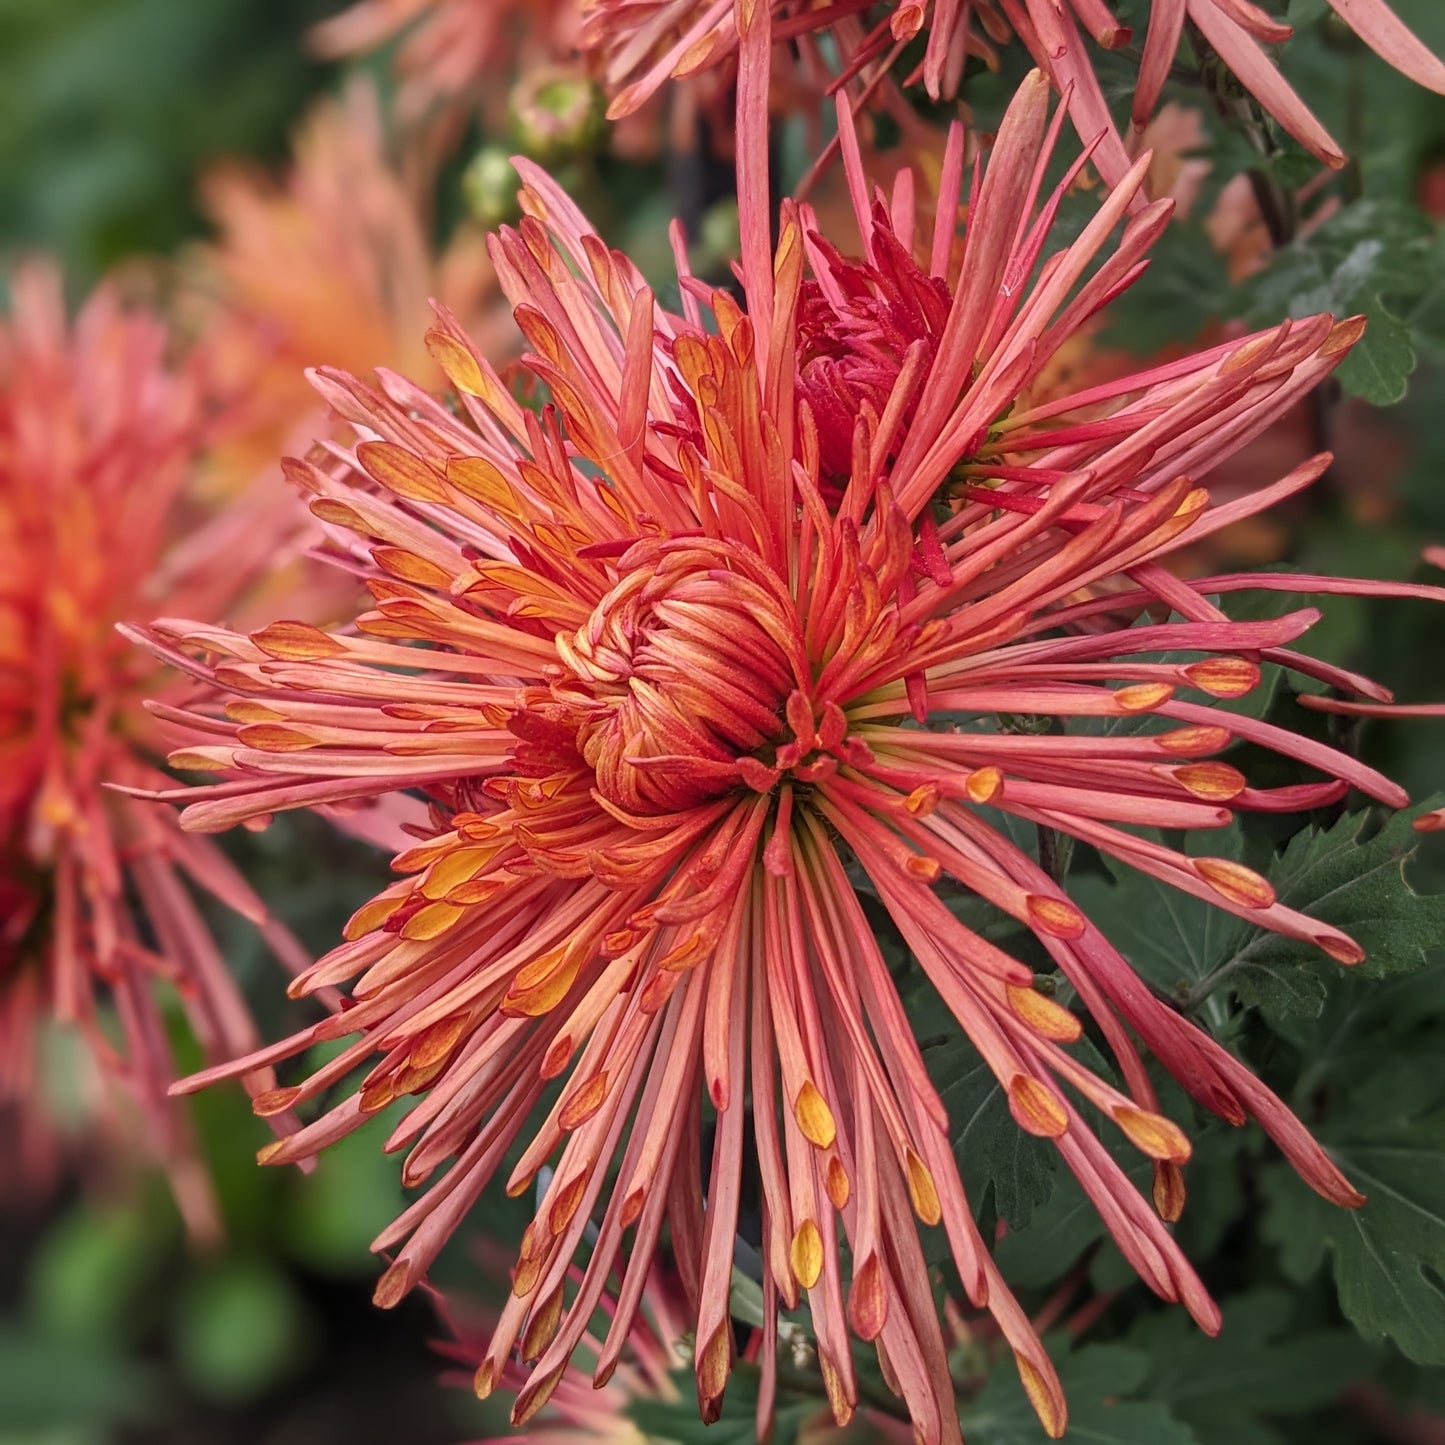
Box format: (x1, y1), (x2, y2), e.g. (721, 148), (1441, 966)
(1239, 199), (1437, 405)
(1242, 800), (1445, 982)
(1261, 1054), (1445, 1365)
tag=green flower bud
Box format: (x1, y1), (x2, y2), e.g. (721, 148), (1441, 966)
(508, 65), (607, 164)
(462, 146), (521, 229)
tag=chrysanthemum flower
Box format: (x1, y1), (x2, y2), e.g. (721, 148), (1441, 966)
(186, 80), (507, 496)
(0, 264), (320, 1232)
(138, 50), (1441, 1441)
(310, 0), (580, 124)
(590, 0), (1445, 194)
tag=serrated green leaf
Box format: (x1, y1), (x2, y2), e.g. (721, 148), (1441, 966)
(1236, 200), (1434, 406)
(1334, 296), (1417, 404)
(963, 1342), (1198, 1445)
(1077, 803), (1445, 1031)
(1069, 825), (1250, 1006)
(1238, 801), (1445, 984)
(1261, 1055), (1445, 1364)
(991, 1136), (1151, 1288)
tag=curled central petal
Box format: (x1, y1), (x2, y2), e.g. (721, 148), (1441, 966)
(550, 541), (803, 814)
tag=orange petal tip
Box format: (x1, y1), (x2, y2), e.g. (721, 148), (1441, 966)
(1195, 857), (1275, 909)
(372, 1261), (411, 1309)
(252, 1086), (300, 1118)
(795, 1080), (837, 1149)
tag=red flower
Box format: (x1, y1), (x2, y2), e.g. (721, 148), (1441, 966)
(139, 51), (1439, 1442)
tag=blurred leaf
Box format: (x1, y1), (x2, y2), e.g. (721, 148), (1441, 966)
(172, 1257), (311, 1403)
(964, 1342), (1198, 1445)
(27, 1202), (165, 1344)
(1126, 1290), (1368, 1444)
(1103, 221), (1230, 354)
(0, 1326), (153, 1432)
(0, 0), (335, 281)
(282, 1109), (408, 1275)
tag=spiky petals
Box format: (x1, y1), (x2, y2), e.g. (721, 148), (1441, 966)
(0, 264), (315, 1230)
(434, 1263), (693, 1444)
(856, 1), (1445, 183)
(593, 0), (1443, 193)
(189, 78), (505, 497)
(138, 78), (1418, 1443)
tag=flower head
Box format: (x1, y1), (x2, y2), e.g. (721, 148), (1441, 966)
(0, 264), (320, 1230)
(141, 52), (1441, 1441)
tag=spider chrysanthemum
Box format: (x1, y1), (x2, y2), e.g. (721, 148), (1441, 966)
(137, 52), (1440, 1442)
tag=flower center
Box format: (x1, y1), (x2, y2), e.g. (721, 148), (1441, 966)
(552, 540), (804, 816)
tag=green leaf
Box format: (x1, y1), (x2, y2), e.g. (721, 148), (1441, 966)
(281, 1107), (409, 1275)
(1236, 200), (1435, 406)
(1237, 803), (1445, 984)
(1127, 1290), (1368, 1444)
(1334, 297), (1416, 405)
(0, 1327), (153, 1432)
(963, 1342), (1198, 1445)
(1069, 825), (1251, 1015)
(628, 1362), (821, 1445)
(1261, 1054), (1445, 1365)
(172, 1258), (311, 1403)
(1074, 802), (1445, 1029)
(27, 1203), (165, 1345)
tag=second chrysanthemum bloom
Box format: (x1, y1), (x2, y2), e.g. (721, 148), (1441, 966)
(135, 53), (1438, 1445)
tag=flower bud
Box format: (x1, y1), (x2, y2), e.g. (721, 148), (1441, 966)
(462, 145), (521, 229)
(508, 65), (607, 164)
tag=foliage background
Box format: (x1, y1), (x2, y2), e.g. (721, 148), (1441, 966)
(2, 0), (1444, 1442)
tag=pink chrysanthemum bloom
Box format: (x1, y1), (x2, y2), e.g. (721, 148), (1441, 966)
(186, 80), (507, 498)
(0, 266), (323, 1231)
(310, 0), (581, 124)
(589, 0), (1445, 194)
(137, 50), (1441, 1441)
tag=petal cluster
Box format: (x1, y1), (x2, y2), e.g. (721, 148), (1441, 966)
(587, 0), (1445, 193)
(139, 60), (1439, 1440)
(0, 264), (314, 1228)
